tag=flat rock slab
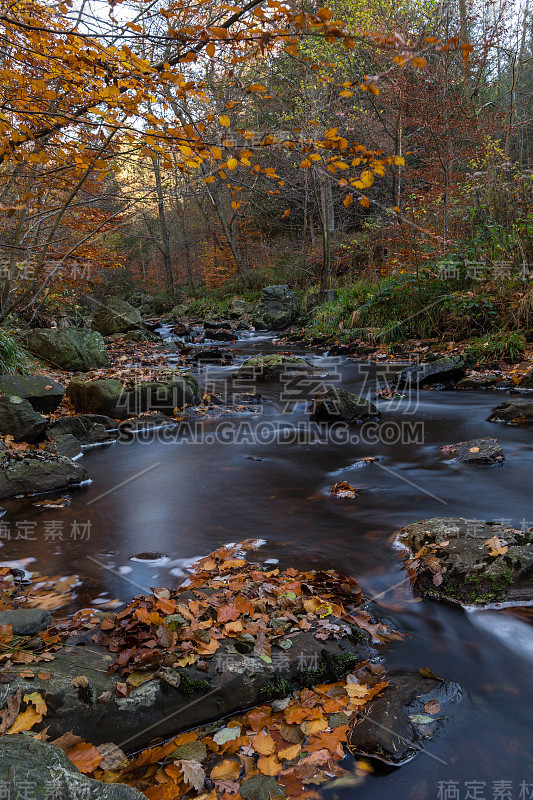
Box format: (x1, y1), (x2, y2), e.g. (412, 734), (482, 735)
(2, 622), (377, 750)
(0, 450), (88, 501)
(0, 735), (144, 800)
(348, 670), (462, 766)
(488, 399), (533, 424)
(440, 437), (504, 464)
(0, 374), (65, 413)
(238, 354), (315, 381)
(395, 517), (533, 606)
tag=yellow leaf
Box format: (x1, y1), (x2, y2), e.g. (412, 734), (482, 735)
(359, 196), (370, 208)
(301, 717), (328, 735)
(227, 158), (238, 170)
(204, 176), (215, 184)
(343, 194), (353, 208)
(324, 127), (337, 139)
(340, 90), (354, 97)
(231, 200), (241, 209)
(23, 692), (47, 715)
(309, 153), (321, 161)
(206, 42), (215, 58)
(279, 744), (301, 760)
(219, 115), (231, 128)
(282, 209), (290, 218)
(7, 707), (43, 734)
(248, 83), (266, 92)
(210, 146), (222, 159)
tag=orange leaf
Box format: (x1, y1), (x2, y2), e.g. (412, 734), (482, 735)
(67, 742), (103, 774)
(210, 760), (241, 781)
(253, 732), (276, 755)
(257, 755), (282, 775)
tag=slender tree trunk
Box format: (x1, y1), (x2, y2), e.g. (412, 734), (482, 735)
(150, 156), (173, 291)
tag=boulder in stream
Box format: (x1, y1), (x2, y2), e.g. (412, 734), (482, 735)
(0, 449), (88, 500)
(91, 297), (144, 336)
(0, 373), (65, 413)
(348, 669), (462, 766)
(67, 374), (200, 419)
(0, 396), (47, 442)
(25, 328), (110, 371)
(395, 517), (533, 606)
(487, 398), (533, 424)
(440, 437), (504, 464)
(253, 285), (300, 330)
(395, 355), (470, 389)
(0, 736), (144, 800)
(310, 386), (380, 423)
(238, 353), (315, 380)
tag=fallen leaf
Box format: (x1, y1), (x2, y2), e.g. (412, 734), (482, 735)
(67, 742), (103, 773)
(178, 758), (206, 791)
(424, 699), (441, 715)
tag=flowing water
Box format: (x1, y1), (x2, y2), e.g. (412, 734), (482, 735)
(2, 332), (533, 798)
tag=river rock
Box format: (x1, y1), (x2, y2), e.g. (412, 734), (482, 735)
(230, 299), (254, 317)
(0, 374), (65, 413)
(67, 374), (200, 419)
(238, 353), (314, 380)
(456, 374), (500, 390)
(253, 285), (300, 330)
(0, 736), (144, 800)
(0, 608), (52, 636)
(0, 396), (47, 442)
(488, 399), (533, 424)
(0, 450), (88, 501)
(395, 355), (469, 389)
(348, 670), (462, 766)
(91, 297), (144, 336)
(25, 328), (110, 371)
(206, 328), (237, 342)
(47, 415), (116, 445)
(189, 347), (233, 364)
(310, 386), (380, 423)
(440, 437), (504, 464)
(44, 433), (83, 459)
(1, 614), (378, 750)
(395, 517), (533, 605)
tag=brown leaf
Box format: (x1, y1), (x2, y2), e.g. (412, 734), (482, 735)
(0, 688), (22, 734)
(424, 699), (442, 715)
(97, 742), (128, 770)
(52, 732), (83, 753)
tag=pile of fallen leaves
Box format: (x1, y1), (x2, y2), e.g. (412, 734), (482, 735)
(58, 540), (397, 680)
(74, 661), (388, 800)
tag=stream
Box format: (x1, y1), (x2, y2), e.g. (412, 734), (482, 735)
(2, 331), (533, 798)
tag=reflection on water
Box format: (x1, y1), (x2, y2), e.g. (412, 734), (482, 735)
(2, 335), (533, 798)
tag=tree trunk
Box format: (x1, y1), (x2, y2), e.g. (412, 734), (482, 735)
(150, 156), (174, 291)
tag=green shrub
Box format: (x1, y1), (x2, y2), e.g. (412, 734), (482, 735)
(0, 329), (30, 374)
(466, 331), (526, 364)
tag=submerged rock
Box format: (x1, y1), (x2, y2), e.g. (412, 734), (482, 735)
(0, 736), (144, 800)
(25, 328), (110, 371)
(395, 355), (469, 389)
(348, 670), (462, 766)
(0, 374), (65, 413)
(440, 437), (504, 464)
(488, 399), (533, 424)
(47, 414), (116, 444)
(310, 386), (380, 423)
(396, 517), (533, 605)
(0, 450), (88, 501)
(0, 395), (47, 442)
(253, 285), (300, 330)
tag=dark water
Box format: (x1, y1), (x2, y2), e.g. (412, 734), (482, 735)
(2, 333), (533, 798)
